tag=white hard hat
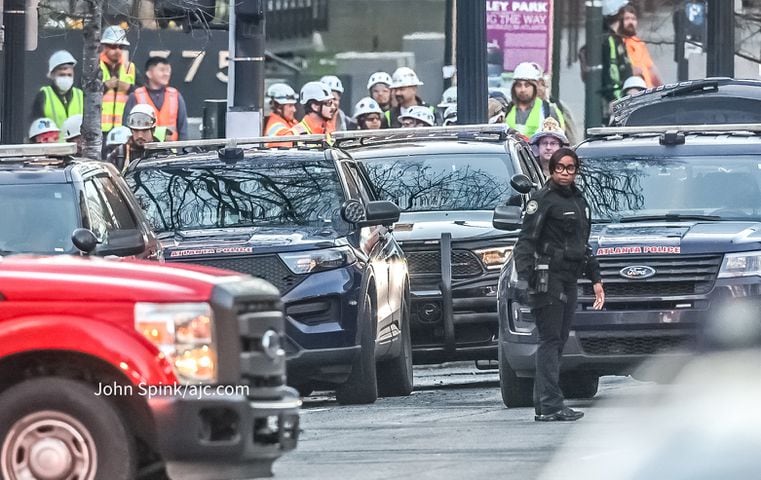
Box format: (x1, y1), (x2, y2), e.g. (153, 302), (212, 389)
(367, 71), (393, 91)
(602, 0), (629, 16)
(299, 81), (333, 105)
(622, 75), (648, 92)
(319, 75), (344, 93)
(353, 97), (383, 119)
(512, 62), (542, 82)
(107, 126), (131, 146)
(48, 50), (77, 75)
(442, 105), (457, 126)
(438, 86), (457, 108)
(391, 67), (424, 89)
(101, 25), (130, 46)
(127, 104), (157, 130)
(63, 114), (82, 140)
(399, 105), (435, 126)
(29, 117), (60, 139)
(266, 83), (298, 105)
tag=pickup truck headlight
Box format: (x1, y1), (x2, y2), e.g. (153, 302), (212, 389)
(718, 251), (761, 278)
(279, 247), (357, 274)
(135, 302), (217, 383)
(474, 246), (514, 270)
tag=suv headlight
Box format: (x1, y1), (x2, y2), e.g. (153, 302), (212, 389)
(474, 246), (514, 270)
(279, 247), (357, 274)
(718, 251), (761, 278)
(135, 302), (217, 383)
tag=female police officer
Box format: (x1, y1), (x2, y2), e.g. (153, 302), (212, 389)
(513, 148), (605, 421)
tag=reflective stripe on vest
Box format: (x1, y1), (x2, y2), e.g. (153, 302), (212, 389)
(609, 36), (622, 99)
(100, 60), (136, 132)
(41, 86), (84, 142)
(134, 87), (180, 141)
(505, 98), (544, 137)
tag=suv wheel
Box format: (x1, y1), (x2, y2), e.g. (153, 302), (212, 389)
(336, 292), (379, 405)
(0, 377), (136, 480)
(499, 341), (534, 408)
(377, 288), (414, 397)
(560, 372), (599, 399)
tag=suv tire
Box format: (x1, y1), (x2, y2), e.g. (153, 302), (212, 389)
(377, 288), (414, 397)
(336, 292), (379, 405)
(560, 373), (599, 399)
(499, 341), (534, 408)
(0, 377), (136, 480)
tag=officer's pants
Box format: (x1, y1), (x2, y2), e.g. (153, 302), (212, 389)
(532, 279), (578, 415)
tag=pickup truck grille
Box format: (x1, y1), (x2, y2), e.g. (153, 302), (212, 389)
(579, 333), (695, 355)
(581, 254), (722, 297)
(171, 255), (305, 294)
(236, 299), (286, 399)
(406, 250), (483, 278)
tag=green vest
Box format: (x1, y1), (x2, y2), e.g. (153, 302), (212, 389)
(41, 86), (84, 142)
(609, 36), (622, 99)
(505, 98), (544, 137)
(154, 127), (168, 142)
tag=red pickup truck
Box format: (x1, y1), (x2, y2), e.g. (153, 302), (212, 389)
(0, 255), (300, 480)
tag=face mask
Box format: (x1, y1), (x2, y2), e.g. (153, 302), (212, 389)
(55, 76), (74, 92)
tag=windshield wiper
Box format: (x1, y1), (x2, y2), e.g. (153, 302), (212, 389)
(618, 214), (721, 223)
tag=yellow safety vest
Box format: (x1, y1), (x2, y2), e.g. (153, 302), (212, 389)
(41, 86), (84, 142)
(100, 60), (136, 132)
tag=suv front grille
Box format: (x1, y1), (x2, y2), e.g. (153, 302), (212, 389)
(237, 299), (286, 398)
(581, 254), (722, 298)
(579, 334), (695, 355)
(171, 255), (306, 294)
(406, 250), (483, 278)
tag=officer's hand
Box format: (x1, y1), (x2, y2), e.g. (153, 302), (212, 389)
(592, 282), (605, 310)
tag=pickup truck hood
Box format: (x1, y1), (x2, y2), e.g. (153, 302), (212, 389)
(392, 210), (513, 243)
(0, 255), (261, 303)
(161, 226), (341, 260)
(590, 221), (761, 256)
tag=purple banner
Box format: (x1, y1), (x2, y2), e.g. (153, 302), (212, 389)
(486, 0), (554, 73)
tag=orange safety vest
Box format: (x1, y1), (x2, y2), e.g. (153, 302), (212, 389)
(289, 114), (327, 136)
(100, 54), (136, 132)
(264, 113), (298, 147)
(623, 36), (659, 88)
(133, 86), (180, 141)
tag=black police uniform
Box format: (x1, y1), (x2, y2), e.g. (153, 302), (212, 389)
(513, 179), (602, 417)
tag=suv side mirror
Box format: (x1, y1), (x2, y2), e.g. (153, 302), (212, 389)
(363, 200), (400, 227)
(340, 199), (367, 224)
(493, 205), (523, 231)
(72, 228), (98, 255)
(510, 174), (534, 194)
(96, 229), (146, 257)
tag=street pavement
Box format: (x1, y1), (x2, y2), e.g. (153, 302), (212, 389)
(273, 363), (653, 480)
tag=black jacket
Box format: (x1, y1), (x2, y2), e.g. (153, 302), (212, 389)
(514, 180), (602, 285)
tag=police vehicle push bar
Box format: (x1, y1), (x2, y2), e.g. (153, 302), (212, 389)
(0, 142), (77, 158)
(588, 123), (761, 137)
(144, 134), (327, 151)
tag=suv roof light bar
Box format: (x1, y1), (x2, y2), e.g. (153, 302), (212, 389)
(587, 123), (761, 137)
(0, 143), (77, 159)
(332, 124), (514, 147)
(144, 134), (327, 151)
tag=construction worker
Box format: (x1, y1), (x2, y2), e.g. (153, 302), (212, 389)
(388, 67), (429, 128)
(288, 81), (336, 136)
(399, 106), (435, 128)
(622, 75), (648, 97)
(28, 118), (60, 144)
(264, 83), (298, 147)
(442, 105), (457, 126)
(367, 72), (393, 126)
(530, 117), (570, 175)
(108, 104), (160, 169)
(320, 75), (352, 131)
(62, 114), (83, 155)
(100, 25), (136, 136)
(620, 3), (662, 88)
(437, 86), (457, 124)
(505, 62), (565, 138)
(534, 68), (578, 144)
(104, 126), (131, 167)
(31, 50), (84, 142)
(602, 0), (633, 118)
(124, 56), (188, 141)
(353, 97), (384, 130)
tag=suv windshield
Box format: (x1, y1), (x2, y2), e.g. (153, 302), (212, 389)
(578, 155), (761, 221)
(362, 153), (514, 212)
(127, 159), (349, 233)
(0, 184), (77, 254)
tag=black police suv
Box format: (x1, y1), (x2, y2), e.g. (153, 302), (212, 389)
(611, 78), (761, 126)
(495, 124), (761, 407)
(0, 144), (158, 258)
(345, 126), (545, 365)
(126, 147), (412, 404)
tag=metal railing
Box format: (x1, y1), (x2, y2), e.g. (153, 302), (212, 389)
(0, 143), (76, 159)
(587, 123), (761, 137)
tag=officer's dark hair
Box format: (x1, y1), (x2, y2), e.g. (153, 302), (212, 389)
(548, 147), (580, 174)
(145, 56), (170, 72)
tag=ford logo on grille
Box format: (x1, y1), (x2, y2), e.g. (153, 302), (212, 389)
(619, 265), (656, 280)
